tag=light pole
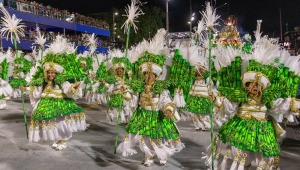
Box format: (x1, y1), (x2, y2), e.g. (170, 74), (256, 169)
(189, 13), (195, 38)
(190, 0), (192, 38)
(188, 21), (191, 37)
(113, 12), (118, 42)
(166, 0), (169, 33)
(166, 0), (169, 47)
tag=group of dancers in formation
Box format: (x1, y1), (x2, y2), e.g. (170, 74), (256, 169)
(0, 1), (300, 169)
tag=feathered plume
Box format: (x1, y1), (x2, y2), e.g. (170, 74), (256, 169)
(47, 35), (74, 54)
(179, 41), (209, 71)
(196, 19), (206, 36)
(200, 2), (221, 31)
(254, 20), (263, 43)
(0, 47), (14, 63)
(121, 0), (145, 33)
(145, 28), (169, 56)
(82, 33), (98, 54)
(33, 27), (46, 48)
(66, 41), (77, 54)
(105, 49), (124, 71)
(0, 3), (26, 43)
(129, 39), (148, 63)
(109, 49), (124, 58)
(251, 36), (281, 65)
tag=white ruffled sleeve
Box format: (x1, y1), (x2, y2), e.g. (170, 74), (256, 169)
(173, 88), (186, 108)
(105, 82), (114, 93)
(27, 86), (43, 106)
(62, 81), (82, 100)
(268, 98), (300, 122)
(213, 97), (239, 120)
(123, 86), (134, 106)
(92, 82), (100, 93)
(0, 78), (13, 97)
(0, 78), (7, 86)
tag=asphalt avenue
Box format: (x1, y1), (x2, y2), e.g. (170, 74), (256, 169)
(0, 98), (299, 170)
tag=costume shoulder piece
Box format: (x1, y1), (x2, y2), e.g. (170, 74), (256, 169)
(14, 54), (32, 74)
(0, 48), (14, 80)
(0, 57), (8, 80)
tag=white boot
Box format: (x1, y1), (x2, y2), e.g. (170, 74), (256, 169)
(55, 140), (68, 151)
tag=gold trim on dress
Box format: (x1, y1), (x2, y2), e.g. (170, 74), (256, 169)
(290, 98), (300, 113)
(237, 111), (268, 122)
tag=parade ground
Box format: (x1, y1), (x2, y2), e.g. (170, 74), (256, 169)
(0, 98), (299, 170)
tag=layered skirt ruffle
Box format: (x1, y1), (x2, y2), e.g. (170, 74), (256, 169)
(32, 98), (84, 120)
(0, 83), (12, 109)
(117, 108), (184, 160)
(202, 115), (281, 169)
(105, 94), (135, 124)
(219, 115), (280, 157)
(29, 97), (87, 143)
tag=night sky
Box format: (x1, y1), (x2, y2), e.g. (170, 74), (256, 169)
(37, 0), (300, 37)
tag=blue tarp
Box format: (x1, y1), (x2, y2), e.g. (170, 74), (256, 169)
(77, 46), (109, 54)
(76, 24), (110, 37)
(2, 39), (34, 50)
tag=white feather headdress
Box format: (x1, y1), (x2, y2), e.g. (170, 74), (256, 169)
(145, 28), (169, 57)
(178, 41), (209, 71)
(47, 35), (76, 54)
(105, 49), (125, 71)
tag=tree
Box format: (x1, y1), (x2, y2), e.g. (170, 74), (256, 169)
(91, 5), (165, 48)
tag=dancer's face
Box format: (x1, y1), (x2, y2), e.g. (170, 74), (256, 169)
(80, 63), (85, 69)
(145, 72), (156, 84)
(47, 71), (57, 81)
(248, 82), (259, 95)
(196, 68), (205, 76)
(116, 68), (124, 76)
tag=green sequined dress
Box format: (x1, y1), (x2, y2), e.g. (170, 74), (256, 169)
(117, 85), (184, 161)
(28, 81), (86, 143)
(202, 97), (300, 167)
(104, 75), (134, 123)
(181, 77), (217, 130)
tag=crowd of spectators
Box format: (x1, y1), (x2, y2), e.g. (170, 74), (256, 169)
(3, 0), (109, 30)
(19, 28), (109, 48)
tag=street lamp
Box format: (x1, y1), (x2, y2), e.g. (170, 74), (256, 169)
(189, 13), (195, 38)
(166, 0), (169, 47)
(113, 12), (118, 42)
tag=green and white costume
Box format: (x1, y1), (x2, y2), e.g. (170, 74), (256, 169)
(28, 35), (86, 145)
(0, 49), (14, 109)
(77, 52), (99, 104)
(10, 51), (32, 98)
(117, 29), (184, 166)
(203, 33), (300, 169)
(174, 41), (220, 130)
(98, 49), (134, 123)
